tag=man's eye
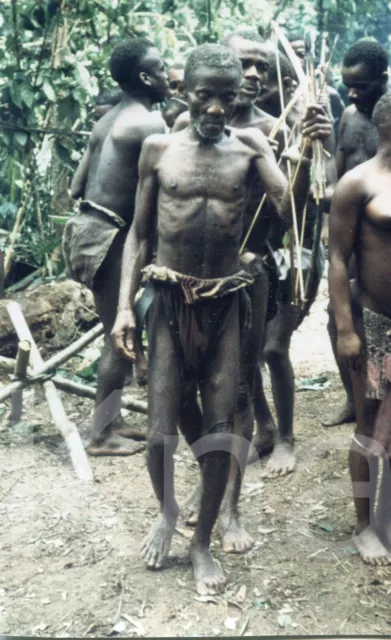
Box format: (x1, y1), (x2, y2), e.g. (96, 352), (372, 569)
(225, 94), (236, 102)
(197, 92), (210, 100)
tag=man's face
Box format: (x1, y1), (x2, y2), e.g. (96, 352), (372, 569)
(228, 37), (270, 106)
(141, 48), (169, 102)
(167, 67), (184, 98)
(342, 62), (385, 113)
(290, 39), (306, 70)
(186, 65), (239, 141)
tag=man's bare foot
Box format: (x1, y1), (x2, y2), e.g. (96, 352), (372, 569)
(321, 400), (356, 427)
(111, 416), (146, 441)
(262, 442), (296, 478)
(247, 426), (275, 464)
(182, 484), (202, 525)
(87, 433), (145, 456)
(141, 513), (176, 569)
(218, 511), (254, 553)
(190, 545), (227, 595)
(354, 526), (391, 565)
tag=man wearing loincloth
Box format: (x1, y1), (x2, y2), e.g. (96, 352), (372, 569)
(113, 43), (330, 594)
(325, 39), (389, 428)
(63, 38), (168, 456)
(329, 92), (391, 565)
(252, 50), (335, 477)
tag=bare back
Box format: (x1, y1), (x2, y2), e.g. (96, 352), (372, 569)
(79, 100), (165, 225)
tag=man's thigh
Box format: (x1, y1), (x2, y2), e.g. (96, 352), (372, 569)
(199, 295), (241, 429)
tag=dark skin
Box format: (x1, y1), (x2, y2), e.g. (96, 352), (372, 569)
(324, 61), (388, 427)
(71, 46), (168, 456)
(112, 62), (318, 593)
(171, 37), (330, 550)
(252, 65), (335, 477)
(329, 125), (391, 565)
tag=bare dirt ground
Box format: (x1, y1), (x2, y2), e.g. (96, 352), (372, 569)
(1, 275), (391, 637)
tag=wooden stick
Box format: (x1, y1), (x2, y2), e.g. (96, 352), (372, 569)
(7, 302), (93, 482)
(0, 355), (147, 415)
(11, 340), (30, 425)
(273, 31), (305, 303)
(6, 268), (43, 294)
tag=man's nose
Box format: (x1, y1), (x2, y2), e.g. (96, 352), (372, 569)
(347, 87), (358, 101)
(207, 100), (225, 115)
(244, 64), (259, 79)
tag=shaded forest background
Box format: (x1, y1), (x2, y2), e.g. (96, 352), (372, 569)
(1, 0), (390, 281)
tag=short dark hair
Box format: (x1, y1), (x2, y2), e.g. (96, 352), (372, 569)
(184, 44), (242, 86)
(95, 87), (123, 107)
(343, 39), (389, 78)
(110, 38), (154, 90)
(267, 51), (297, 83)
(372, 91), (391, 128)
(221, 28), (265, 47)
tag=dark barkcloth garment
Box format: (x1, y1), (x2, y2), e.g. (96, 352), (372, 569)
(142, 265), (253, 377)
(62, 200), (127, 290)
(363, 307), (391, 458)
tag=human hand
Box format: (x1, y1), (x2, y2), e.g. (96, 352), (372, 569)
(111, 309), (137, 361)
(267, 136), (279, 156)
(301, 103), (332, 143)
(337, 330), (362, 371)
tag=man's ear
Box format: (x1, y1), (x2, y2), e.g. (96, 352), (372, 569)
(283, 76), (295, 95)
(139, 71), (151, 88)
(381, 71), (388, 90)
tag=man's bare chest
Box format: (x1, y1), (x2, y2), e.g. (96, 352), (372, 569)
(158, 145), (252, 200)
(341, 116), (378, 162)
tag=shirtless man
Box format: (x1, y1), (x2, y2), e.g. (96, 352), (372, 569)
(329, 91), (391, 565)
(324, 39), (389, 428)
(112, 44), (325, 593)
(63, 38), (168, 455)
(253, 50), (334, 476)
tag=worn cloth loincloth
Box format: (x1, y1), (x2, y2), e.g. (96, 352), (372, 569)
(62, 200), (127, 290)
(363, 307), (391, 400)
(362, 307), (391, 458)
(142, 264), (253, 376)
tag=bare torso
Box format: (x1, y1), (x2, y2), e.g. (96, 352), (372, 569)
(80, 100), (165, 225)
(337, 105), (379, 177)
(153, 128), (259, 278)
(354, 159), (391, 316)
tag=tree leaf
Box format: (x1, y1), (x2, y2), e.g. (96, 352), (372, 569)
(43, 81), (56, 102)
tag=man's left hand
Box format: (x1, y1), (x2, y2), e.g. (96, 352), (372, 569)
(301, 103), (332, 142)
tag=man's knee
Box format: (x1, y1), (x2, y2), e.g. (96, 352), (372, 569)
(264, 340), (287, 369)
(147, 430), (179, 455)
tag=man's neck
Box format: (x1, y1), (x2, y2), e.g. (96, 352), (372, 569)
(230, 102), (254, 126)
(377, 144), (391, 169)
(121, 89), (154, 111)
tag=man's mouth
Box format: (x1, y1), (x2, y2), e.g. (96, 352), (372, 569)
(241, 83), (259, 96)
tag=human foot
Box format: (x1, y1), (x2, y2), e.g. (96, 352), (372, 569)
(354, 526), (391, 565)
(86, 433), (145, 456)
(247, 427), (275, 464)
(182, 484), (202, 525)
(262, 442), (296, 478)
(111, 416), (146, 441)
(190, 545), (227, 595)
(321, 400), (356, 427)
(218, 511), (254, 554)
(141, 513), (176, 569)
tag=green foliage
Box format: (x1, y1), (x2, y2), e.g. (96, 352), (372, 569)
(1, 0), (390, 276)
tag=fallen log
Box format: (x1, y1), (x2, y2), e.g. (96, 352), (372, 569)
(7, 302), (93, 483)
(0, 279), (97, 356)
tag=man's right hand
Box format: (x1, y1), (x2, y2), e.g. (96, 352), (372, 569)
(337, 330), (362, 370)
(112, 310), (137, 361)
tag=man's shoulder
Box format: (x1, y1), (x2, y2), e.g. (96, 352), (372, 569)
(112, 107), (166, 143)
(233, 125), (270, 153)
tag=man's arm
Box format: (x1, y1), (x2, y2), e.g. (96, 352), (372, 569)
(112, 136), (163, 360)
(70, 143), (92, 199)
(335, 109), (348, 179)
(329, 169), (363, 363)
